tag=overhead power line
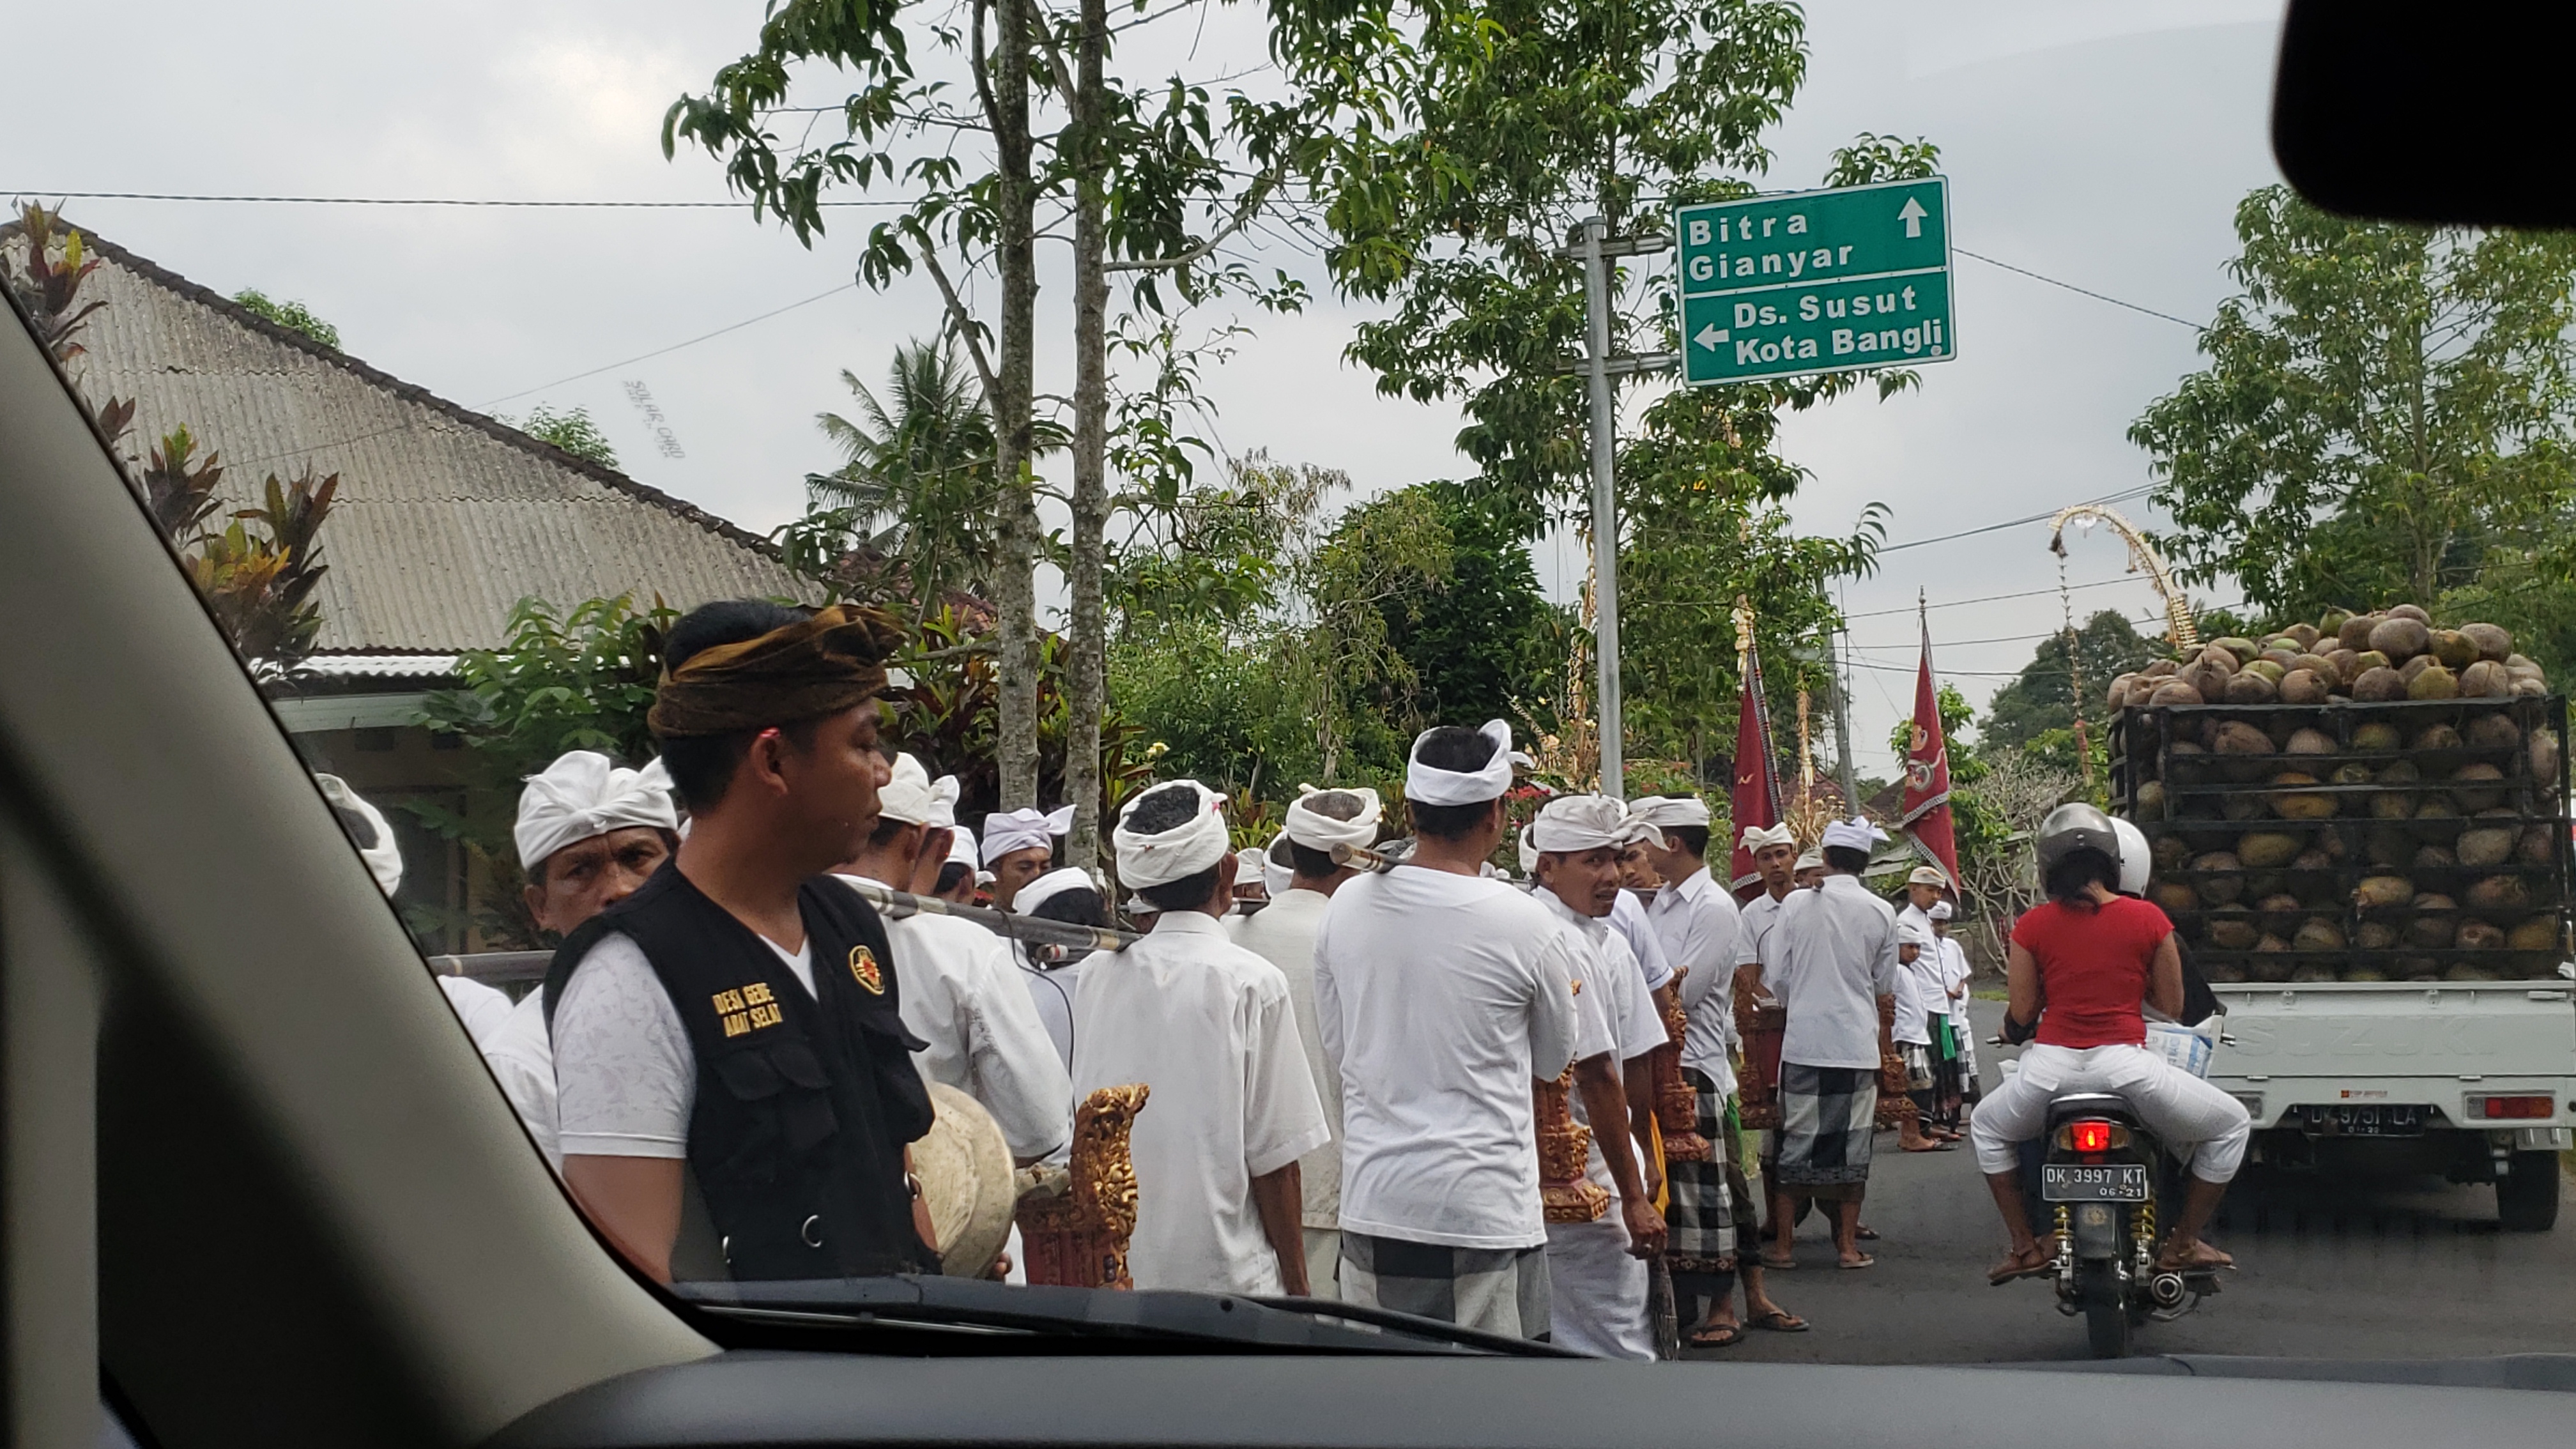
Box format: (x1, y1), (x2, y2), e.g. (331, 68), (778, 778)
(7, 188), (915, 210)
(1877, 484), (2156, 555)
(1956, 248), (2204, 332)
(478, 282), (858, 408)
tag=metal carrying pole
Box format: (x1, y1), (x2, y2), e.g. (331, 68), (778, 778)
(426, 878), (1142, 985)
(1581, 215), (1625, 799)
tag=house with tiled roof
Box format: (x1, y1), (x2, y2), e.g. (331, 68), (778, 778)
(3, 224), (809, 946)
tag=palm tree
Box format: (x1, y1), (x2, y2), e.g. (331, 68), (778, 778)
(791, 339), (1003, 615)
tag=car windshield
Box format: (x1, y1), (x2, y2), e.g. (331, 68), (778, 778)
(13, 0), (2575, 1367)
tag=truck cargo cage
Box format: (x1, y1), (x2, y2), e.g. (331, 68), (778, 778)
(2109, 694), (2572, 984)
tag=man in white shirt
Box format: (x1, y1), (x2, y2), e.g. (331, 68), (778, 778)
(1759, 818), (1900, 1271)
(1013, 866), (1108, 1072)
(834, 753), (1071, 1164)
(479, 750), (680, 1169)
(1231, 785), (1383, 1300)
(546, 601), (940, 1283)
(1071, 781), (1329, 1295)
(1632, 796), (1804, 1344)
(1524, 795), (1669, 1361)
(1316, 721), (1659, 1341)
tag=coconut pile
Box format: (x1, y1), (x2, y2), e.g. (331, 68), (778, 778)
(2104, 604), (2547, 710)
(2107, 605), (2570, 985)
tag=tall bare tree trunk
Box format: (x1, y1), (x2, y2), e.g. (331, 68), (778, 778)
(991, 0), (1043, 809)
(1061, 0), (1110, 872)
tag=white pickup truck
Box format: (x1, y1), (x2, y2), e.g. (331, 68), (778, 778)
(2207, 977), (2575, 1230)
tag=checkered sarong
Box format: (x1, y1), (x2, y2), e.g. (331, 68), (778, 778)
(1664, 1066), (1735, 1274)
(1774, 1062), (1877, 1195)
(1900, 1042), (1934, 1092)
(1340, 1232), (1551, 1341)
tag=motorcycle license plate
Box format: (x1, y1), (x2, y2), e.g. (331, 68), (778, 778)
(2041, 1163), (2149, 1202)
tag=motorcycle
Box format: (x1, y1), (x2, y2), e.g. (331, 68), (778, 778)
(2013, 1089), (2223, 1358)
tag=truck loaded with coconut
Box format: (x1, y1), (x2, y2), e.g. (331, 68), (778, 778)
(2106, 604), (2575, 1231)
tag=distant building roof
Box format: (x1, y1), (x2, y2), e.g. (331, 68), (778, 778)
(11, 226), (809, 656)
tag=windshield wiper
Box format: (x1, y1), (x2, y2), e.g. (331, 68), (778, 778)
(677, 1276), (1579, 1357)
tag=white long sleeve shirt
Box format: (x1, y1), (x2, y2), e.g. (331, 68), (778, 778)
(835, 874), (1073, 1161)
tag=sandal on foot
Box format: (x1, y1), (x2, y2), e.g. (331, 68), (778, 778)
(1749, 1308), (1809, 1333)
(1687, 1321), (1747, 1348)
(1838, 1253), (1876, 1269)
(1857, 1224), (1880, 1241)
(1757, 1251), (1797, 1270)
(1988, 1251), (2053, 1285)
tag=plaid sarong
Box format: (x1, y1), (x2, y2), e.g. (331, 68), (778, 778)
(1340, 1232), (1551, 1340)
(1900, 1042), (1935, 1092)
(1664, 1066), (1736, 1274)
(1774, 1062), (1877, 1197)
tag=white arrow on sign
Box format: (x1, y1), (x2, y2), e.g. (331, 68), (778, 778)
(1897, 196), (1928, 238)
(1694, 323), (1728, 351)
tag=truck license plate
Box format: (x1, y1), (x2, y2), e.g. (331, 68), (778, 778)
(2042, 1164), (2149, 1202)
(2289, 1104), (2426, 1137)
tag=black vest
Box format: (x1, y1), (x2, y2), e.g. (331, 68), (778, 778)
(544, 864), (938, 1280)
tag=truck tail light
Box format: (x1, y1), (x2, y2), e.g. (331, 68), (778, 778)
(2483, 1095), (2554, 1119)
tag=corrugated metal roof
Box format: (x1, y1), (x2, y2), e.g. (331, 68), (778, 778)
(10, 227), (811, 654)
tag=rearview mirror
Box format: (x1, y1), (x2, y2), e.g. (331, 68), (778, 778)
(2272, 0), (2576, 228)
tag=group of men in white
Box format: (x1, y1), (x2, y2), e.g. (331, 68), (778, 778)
(371, 703), (1978, 1356)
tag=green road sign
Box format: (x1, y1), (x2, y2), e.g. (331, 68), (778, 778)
(1675, 176), (1954, 388)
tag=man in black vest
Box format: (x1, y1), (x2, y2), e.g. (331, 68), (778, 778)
(546, 600), (939, 1283)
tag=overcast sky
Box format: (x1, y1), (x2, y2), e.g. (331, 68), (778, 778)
(17, 0), (2287, 778)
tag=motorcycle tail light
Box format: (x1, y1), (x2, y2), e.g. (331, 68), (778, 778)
(2482, 1094), (2553, 1119)
(2050, 1119), (2112, 1149)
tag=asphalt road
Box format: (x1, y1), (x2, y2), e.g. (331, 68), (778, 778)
(1687, 998), (2576, 1365)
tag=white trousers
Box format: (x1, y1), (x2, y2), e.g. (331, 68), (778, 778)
(1969, 1042), (2251, 1183)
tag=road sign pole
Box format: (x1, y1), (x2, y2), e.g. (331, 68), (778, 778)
(1580, 216), (1624, 799)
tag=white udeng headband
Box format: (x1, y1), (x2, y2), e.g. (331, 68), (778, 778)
(876, 752), (960, 827)
(1112, 781), (1233, 887)
(1283, 783), (1383, 851)
(983, 805), (1074, 865)
(1015, 866), (1098, 916)
(512, 750), (680, 871)
(1405, 718), (1531, 806)
(1821, 816), (1888, 852)
(1524, 794), (1653, 855)
(1627, 795), (1712, 831)
(1738, 822), (1797, 852)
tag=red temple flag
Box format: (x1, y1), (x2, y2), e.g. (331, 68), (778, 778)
(1728, 646), (1785, 901)
(1900, 607), (1962, 887)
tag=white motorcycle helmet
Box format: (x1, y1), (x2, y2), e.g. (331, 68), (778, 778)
(2110, 816), (2152, 898)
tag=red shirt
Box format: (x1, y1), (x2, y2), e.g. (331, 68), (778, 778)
(2010, 896), (2172, 1049)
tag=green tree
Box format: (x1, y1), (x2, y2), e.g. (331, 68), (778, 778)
(233, 288), (342, 349)
(1376, 484), (1563, 738)
(665, 0), (1335, 874)
(1615, 383), (1885, 776)
(410, 594), (675, 942)
(1981, 610), (2163, 750)
(1296, 0), (1807, 530)
(790, 338), (1004, 614)
(509, 403), (620, 470)
(2132, 185), (2576, 617)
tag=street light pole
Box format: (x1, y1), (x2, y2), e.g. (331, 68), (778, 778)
(1579, 216), (1624, 798)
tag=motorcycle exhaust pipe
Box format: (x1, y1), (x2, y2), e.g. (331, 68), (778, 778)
(2147, 1271), (2188, 1308)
